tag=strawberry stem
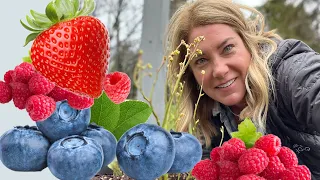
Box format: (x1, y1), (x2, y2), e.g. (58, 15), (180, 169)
(21, 0), (96, 46)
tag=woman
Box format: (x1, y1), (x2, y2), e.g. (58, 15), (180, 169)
(166, 0), (320, 179)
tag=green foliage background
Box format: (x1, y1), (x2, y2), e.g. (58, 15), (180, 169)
(258, 0), (320, 52)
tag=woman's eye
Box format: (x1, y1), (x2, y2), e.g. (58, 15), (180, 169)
(223, 44), (234, 54)
(195, 58), (207, 65)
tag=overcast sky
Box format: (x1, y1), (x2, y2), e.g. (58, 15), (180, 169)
(0, 0), (266, 180)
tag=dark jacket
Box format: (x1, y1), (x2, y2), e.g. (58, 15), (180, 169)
(204, 39), (320, 179)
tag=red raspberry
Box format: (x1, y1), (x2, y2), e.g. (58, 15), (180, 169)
(192, 159), (219, 180)
(12, 62), (35, 83)
(277, 146), (298, 168)
(217, 160), (241, 179)
(210, 147), (221, 162)
(26, 95), (56, 121)
(10, 82), (32, 109)
(67, 92), (94, 110)
(238, 148), (269, 174)
(254, 134), (281, 156)
(219, 138), (246, 161)
(238, 174), (266, 180)
(28, 73), (55, 95)
(279, 165), (311, 180)
(4, 70), (14, 84)
(260, 156), (285, 180)
(0, 81), (12, 103)
(104, 71), (131, 104)
(47, 86), (70, 102)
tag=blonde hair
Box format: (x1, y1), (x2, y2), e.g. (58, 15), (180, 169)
(165, 0), (282, 147)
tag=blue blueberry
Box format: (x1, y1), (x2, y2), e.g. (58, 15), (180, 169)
(81, 123), (117, 168)
(116, 123), (175, 180)
(36, 100), (90, 142)
(0, 125), (50, 171)
(47, 135), (103, 180)
(167, 131), (202, 173)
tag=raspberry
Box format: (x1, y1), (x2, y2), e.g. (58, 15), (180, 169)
(67, 92), (94, 110)
(0, 81), (12, 103)
(219, 138), (246, 161)
(238, 174), (266, 180)
(191, 159), (219, 180)
(4, 70), (14, 84)
(277, 146), (298, 168)
(104, 71), (131, 104)
(260, 156), (285, 180)
(279, 165), (311, 180)
(210, 147), (221, 162)
(28, 73), (55, 95)
(217, 160), (241, 179)
(10, 82), (32, 109)
(26, 95), (56, 121)
(12, 62), (35, 83)
(47, 86), (70, 101)
(238, 148), (269, 174)
(254, 134), (281, 156)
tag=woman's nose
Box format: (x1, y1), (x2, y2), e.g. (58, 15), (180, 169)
(212, 60), (228, 79)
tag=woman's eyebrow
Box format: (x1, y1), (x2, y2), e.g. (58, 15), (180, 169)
(217, 37), (235, 49)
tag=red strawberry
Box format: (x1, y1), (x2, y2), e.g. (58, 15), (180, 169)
(104, 71), (131, 104)
(22, 0), (110, 98)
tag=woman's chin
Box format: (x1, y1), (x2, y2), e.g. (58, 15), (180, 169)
(218, 94), (245, 107)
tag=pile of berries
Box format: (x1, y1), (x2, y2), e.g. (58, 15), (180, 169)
(0, 100), (117, 180)
(192, 134), (311, 180)
(0, 62), (94, 121)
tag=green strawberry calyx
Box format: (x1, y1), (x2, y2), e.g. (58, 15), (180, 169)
(231, 117), (263, 148)
(21, 0), (96, 46)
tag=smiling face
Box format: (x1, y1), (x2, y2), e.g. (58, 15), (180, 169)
(188, 24), (251, 107)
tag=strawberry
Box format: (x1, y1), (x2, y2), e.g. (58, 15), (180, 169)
(21, 0), (110, 98)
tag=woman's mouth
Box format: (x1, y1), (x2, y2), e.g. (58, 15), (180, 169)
(216, 78), (236, 88)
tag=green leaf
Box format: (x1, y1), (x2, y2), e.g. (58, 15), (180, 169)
(30, 10), (51, 24)
(71, 0), (80, 16)
(76, 0), (95, 16)
(90, 92), (120, 132)
(20, 20), (42, 32)
(26, 15), (42, 29)
(231, 118), (263, 148)
(112, 100), (152, 140)
(24, 33), (40, 46)
(54, 0), (74, 20)
(45, 1), (59, 23)
(22, 56), (32, 63)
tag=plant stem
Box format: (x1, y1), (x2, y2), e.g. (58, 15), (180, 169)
(162, 41), (201, 129)
(133, 53), (161, 126)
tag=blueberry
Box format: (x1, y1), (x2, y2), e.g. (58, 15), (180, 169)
(36, 100), (90, 142)
(167, 131), (202, 173)
(116, 124), (175, 180)
(81, 123), (117, 168)
(0, 125), (50, 171)
(47, 135), (103, 180)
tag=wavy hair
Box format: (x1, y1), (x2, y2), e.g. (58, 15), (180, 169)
(165, 0), (282, 147)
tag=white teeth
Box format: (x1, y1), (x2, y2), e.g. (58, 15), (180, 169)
(217, 79), (235, 88)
